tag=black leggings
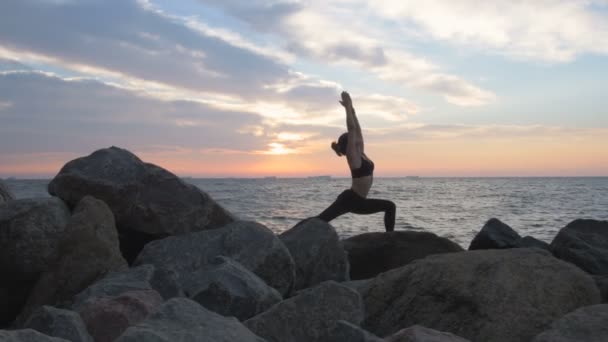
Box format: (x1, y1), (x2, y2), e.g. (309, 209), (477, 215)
(318, 189), (396, 232)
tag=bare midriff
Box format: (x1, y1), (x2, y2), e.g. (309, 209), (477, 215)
(351, 175), (373, 198)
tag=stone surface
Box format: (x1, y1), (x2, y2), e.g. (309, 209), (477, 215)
(343, 231), (464, 280)
(533, 304), (608, 342)
(279, 218), (349, 290)
(182, 256), (282, 321)
(321, 320), (383, 342)
(550, 219), (608, 275)
(0, 179), (15, 204)
(135, 220), (295, 297)
(359, 248), (600, 342)
(116, 298), (266, 342)
(468, 218), (520, 250)
(77, 290), (162, 342)
(47, 146), (234, 262)
(245, 281), (363, 342)
(23, 306), (92, 342)
(0, 198), (70, 324)
(386, 325), (472, 342)
(594, 275), (608, 303)
(0, 329), (69, 341)
(19, 196), (127, 322)
(515, 236), (550, 250)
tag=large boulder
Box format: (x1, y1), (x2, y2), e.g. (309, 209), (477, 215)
(515, 236), (550, 250)
(533, 304), (608, 342)
(386, 325), (471, 342)
(0, 329), (69, 341)
(359, 248), (600, 342)
(244, 281), (363, 342)
(135, 221), (295, 297)
(22, 306), (93, 342)
(182, 256), (282, 321)
(594, 275), (608, 303)
(468, 218), (520, 250)
(550, 219), (608, 275)
(343, 231), (464, 280)
(47, 147), (234, 262)
(321, 320), (383, 342)
(279, 218), (349, 290)
(116, 298), (266, 342)
(0, 179), (15, 204)
(0, 198), (71, 324)
(18, 196), (127, 322)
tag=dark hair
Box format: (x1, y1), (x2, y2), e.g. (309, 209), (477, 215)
(334, 133), (348, 156)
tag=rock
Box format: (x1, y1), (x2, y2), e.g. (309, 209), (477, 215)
(77, 290), (162, 342)
(0, 179), (15, 203)
(359, 248), (600, 342)
(468, 218), (520, 250)
(182, 256), (282, 321)
(0, 198), (70, 324)
(279, 218), (349, 290)
(47, 146), (234, 262)
(594, 275), (608, 303)
(23, 306), (92, 342)
(550, 219), (608, 275)
(244, 281), (363, 342)
(72, 265), (161, 310)
(533, 304), (608, 342)
(321, 320), (383, 342)
(135, 220), (295, 297)
(115, 298), (266, 342)
(18, 196), (127, 322)
(0, 329), (69, 341)
(515, 236), (550, 250)
(386, 325), (472, 342)
(343, 231), (464, 280)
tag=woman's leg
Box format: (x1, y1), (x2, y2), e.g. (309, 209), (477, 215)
(318, 190), (356, 222)
(351, 198), (396, 232)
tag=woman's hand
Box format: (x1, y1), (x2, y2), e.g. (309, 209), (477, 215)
(339, 91), (353, 109)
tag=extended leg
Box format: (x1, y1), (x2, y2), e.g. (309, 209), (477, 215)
(351, 198), (396, 232)
(318, 190), (353, 222)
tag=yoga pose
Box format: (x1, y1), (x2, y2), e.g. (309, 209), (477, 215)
(318, 91), (396, 232)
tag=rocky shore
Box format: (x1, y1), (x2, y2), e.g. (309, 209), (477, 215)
(1, 146), (606, 342)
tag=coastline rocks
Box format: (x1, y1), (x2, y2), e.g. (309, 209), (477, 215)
(135, 221), (295, 297)
(116, 298), (266, 342)
(515, 236), (550, 250)
(385, 325), (471, 342)
(0, 179), (15, 203)
(550, 219), (608, 275)
(343, 231), (464, 280)
(77, 290), (163, 342)
(182, 256), (282, 321)
(359, 248), (600, 342)
(533, 304), (608, 342)
(244, 281), (363, 342)
(468, 218), (520, 250)
(47, 146), (234, 262)
(279, 218), (349, 290)
(23, 306), (92, 342)
(593, 275), (608, 303)
(19, 196), (127, 321)
(0, 329), (69, 341)
(322, 320), (383, 342)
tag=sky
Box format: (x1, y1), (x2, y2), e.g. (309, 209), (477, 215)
(0, 0), (607, 178)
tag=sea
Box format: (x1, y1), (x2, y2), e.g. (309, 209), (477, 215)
(4, 177), (608, 249)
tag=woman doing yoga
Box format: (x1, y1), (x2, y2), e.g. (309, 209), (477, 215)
(318, 91), (396, 232)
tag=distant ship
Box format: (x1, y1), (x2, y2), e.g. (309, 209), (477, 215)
(263, 176), (277, 180)
(307, 175), (332, 180)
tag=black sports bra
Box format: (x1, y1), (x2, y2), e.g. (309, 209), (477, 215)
(351, 157), (374, 178)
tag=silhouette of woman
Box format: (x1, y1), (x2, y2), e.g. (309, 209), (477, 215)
(318, 91), (396, 232)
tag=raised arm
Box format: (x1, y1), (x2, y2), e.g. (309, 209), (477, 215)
(340, 91), (364, 165)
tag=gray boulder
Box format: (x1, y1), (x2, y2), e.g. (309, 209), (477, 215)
(468, 218), (520, 250)
(0, 329), (69, 341)
(0, 198), (70, 324)
(116, 298), (266, 342)
(19, 196), (127, 321)
(0, 179), (14, 204)
(321, 320), (383, 342)
(182, 256), (282, 321)
(245, 281), (363, 342)
(550, 219), (608, 275)
(279, 218), (349, 290)
(594, 275), (608, 303)
(343, 231), (464, 280)
(533, 304), (608, 342)
(359, 248), (600, 342)
(515, 236), (550, 250)
(386, 325), (471, 342)
(47, 146), (234, 262)
(135, 220), (295, 297)
(23, 306), (92, 342)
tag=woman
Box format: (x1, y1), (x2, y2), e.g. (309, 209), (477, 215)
(318, 91), (396, 232)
